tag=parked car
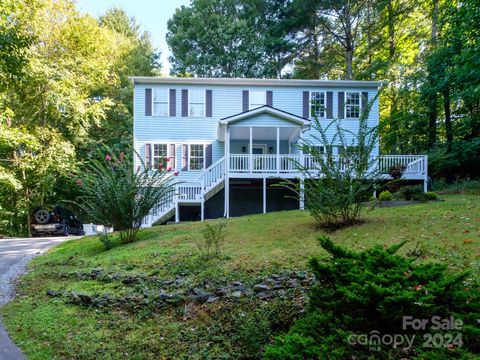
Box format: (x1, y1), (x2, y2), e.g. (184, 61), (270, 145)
(30, 205), (84, 236)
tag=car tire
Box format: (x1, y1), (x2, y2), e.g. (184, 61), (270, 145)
(63, 225), (69, 236)
(34, 209), (51, 224)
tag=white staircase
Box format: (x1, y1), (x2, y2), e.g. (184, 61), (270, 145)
(142, 157), (226, 227)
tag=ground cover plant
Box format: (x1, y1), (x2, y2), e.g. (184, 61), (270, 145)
(2, 193), (479, 359)
(264, 237), (480, 359)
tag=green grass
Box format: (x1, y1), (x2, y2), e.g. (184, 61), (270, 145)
(2, 193), (480, 359)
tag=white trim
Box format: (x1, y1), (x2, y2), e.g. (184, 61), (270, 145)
(345, 91), (361, 119)
(309, 90), (327, 119)
(188, 89), (206, 118)
(152, 88), (169, 117)
(131, 76), (383, 88)
(187, 143), (207, 171)
(151, 142), (176, 170)
(219, 106), (310, 126)
(251, 144), (268, 154)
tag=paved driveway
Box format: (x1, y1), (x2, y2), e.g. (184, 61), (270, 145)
(0, 236), (75, 360)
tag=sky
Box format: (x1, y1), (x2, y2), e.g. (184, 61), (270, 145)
(76, 0), (190, 74)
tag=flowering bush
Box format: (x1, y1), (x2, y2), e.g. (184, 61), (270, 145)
(75, 147), (177, 246)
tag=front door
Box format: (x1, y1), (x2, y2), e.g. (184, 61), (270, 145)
(252, 147), (264, 154)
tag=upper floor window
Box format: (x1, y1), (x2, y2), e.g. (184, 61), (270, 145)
(310, 91), (326, 118)
(345, 92), (361, 118)
(189, 144), (205, 170)
(249, 90), (266, 109)
(189, 90), (205, 117)
(153, 89), (169, 116)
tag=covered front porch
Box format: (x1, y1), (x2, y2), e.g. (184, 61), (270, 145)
(218, 106), (310, 177)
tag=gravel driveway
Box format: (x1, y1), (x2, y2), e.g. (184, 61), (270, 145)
(0, 236), (75, 360)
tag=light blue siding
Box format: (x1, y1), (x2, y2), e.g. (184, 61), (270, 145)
(133, 82), (380, 178)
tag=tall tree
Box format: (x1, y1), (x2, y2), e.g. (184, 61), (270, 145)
(167, 0), (291, 78)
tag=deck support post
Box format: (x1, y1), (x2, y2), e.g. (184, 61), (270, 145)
(423, 155), (429, 193)
(175, 198), (180, 222)
(299, 177), (305, 210)
(249, 127), (253, 173)
(263, 177), (267, 214)
(276, 127), (280, 173)
(201, 180), (205, 221)
(225, 126), (230, 218)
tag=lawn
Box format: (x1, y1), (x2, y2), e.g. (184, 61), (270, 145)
(2, 193), (480, 359)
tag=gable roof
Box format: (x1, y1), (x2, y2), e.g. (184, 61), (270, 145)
(219, 105), (310, 126)
(217, 106), (310, 141)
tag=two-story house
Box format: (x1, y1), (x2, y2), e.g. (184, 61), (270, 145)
(131, 77), (428, 226)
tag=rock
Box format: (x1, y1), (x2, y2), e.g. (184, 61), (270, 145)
(46, 290), (61, 297)
(91, 268), (104, 277)
(232, 281), (243, 287)
(253, 284), (270, 293)
(231, 291), (244, 298)
(68, 291), (80, 304)
(270, 274), (281, 279)
(207, 296), (219, 303)
(295, 271), (307, 280)
(256, 292), (269, 300)
(122, 276), (140, 285)
(271, 284), (284, 291)
(193, 292), (210, 303)
(162, 279), (174, 286)
(159, 292), (174, 301)
(215, 288), (228, 297)
(192, 287), (204, 295)
(286, 279), (298, 288)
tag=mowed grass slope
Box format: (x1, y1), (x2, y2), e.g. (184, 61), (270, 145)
(2, 193), (479, 359)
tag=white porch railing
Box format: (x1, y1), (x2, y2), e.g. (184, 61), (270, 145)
(229, 154), (427, 176)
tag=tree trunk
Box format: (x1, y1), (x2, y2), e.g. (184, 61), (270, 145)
(427, 89), (437, 148)
(444, 87), (453, 151)
(345, 48), (353, 80)
(388, 1), (395, 60)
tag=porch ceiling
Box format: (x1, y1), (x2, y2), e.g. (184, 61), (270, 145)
(228, 126), (300, 141)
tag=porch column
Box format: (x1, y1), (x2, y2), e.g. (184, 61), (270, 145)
(175, 198), (180, 222)
(263, 177), (267, 214)
(276, 127), (280, 173)
(225, 126), (230, 218)
(249, 126), (253, 174)
(423, 155), (429, 193)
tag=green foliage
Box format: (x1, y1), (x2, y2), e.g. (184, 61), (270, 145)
(75, 149), (177, 245)
(166, 0), (293, 77)
(424, 191), (438, 201)
(197, 221), (227, 259)
(264, 236), (480, 359)
(394, 185), (426, 201)
(378, 190), (393, 201)
(282, 95), (380, 228)
(433, 179), (480, 195)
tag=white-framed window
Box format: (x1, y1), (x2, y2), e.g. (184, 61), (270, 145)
(310, 91), (326, 118)
(189, 89), (205, 117)
(249, 90), (266, 109)
(153, 143), (175, 170)
(189, 144), (205, 170)
(153, 89), (169, 116)
(345, 92), (361, 119)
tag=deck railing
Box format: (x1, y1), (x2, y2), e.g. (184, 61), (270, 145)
(229, 154), (427, 176)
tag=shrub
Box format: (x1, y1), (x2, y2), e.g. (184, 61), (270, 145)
(75, 148), (177, 246)
(424, 191), (438, 200)
(197, 221), (227, 259)
(264, 237), (480, 359)
(395, 185), (425, 201)
(378, 190), (393, 201)
(281, 94), (380, 228)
